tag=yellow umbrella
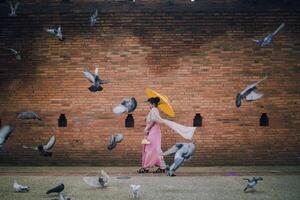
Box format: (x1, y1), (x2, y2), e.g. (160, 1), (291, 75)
(145, 88), (175, 117)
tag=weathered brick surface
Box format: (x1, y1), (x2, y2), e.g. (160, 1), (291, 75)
(0, 1), (299, 166)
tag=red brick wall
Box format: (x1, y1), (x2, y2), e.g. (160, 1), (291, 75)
(0, 1), (299, 166)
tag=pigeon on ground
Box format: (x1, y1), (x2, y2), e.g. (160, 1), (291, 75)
(59, 192), (71, 200)
(8, 48), (21, 60)
(113, 97), (137, 115)
(83, 65), (109, 92)
(235, 76), (268, 108)
(13, 180), (30, 192)
(8, 1), (20, 17)
(252, 23), (285, 47)
(46, 183), (64, 194)
(22, 135), (56, 157)
(0, 125), (14, 153)
(83, 170), (109, 188)
(243, 177), (263, 192)
(162, 143), (195, 177)
(130, 185), (141, 199)
(90, 9), (98, 26)
(45, 26), (64, 41)
(17, 111), (42, 120)
(107, 134), (124, 150)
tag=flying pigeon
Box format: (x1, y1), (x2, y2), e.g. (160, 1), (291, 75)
(8, 1), (20, 17)
(90, 9), (98, 26)
(107, 133), (124, 150)
(83, 65), (109, 92)
(130, 185), (141, 199)
(45, 26), (64, 41)
(46, 183), (64, 194)
(22, 135), (56, 157)
(13, 180), (30, 192)
(83, 170), (109, 188)
(59, 193), (71, 200)
(113, 97), (137, 115)
(8, 48), (21, 60)
(17, 111), (42, 120)
(252, 23), (285, 47)
(243, 177), (263, 192)
(235, 76), (268, 108)
(0, 125), (14, 153)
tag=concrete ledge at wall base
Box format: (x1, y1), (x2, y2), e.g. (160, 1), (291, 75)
(0, 166), (299, 176)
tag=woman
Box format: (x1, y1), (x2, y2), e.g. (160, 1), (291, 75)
(138, 97), (166, 173)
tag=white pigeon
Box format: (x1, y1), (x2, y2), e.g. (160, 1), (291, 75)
(83, 170), (109, 188)
(90, 9), (98, 26)
(45, 26), (64, 41)
(13, 180), (30, 192)
(8, 48), (21, 60)
(236, 76), (268, 108)
(8, 1), (20, 17)
(130, 185), (141, 199)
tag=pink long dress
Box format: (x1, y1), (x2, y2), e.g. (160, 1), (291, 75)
(142, 108), (166, 169)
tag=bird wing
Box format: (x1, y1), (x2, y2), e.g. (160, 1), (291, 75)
(243, 178), (251, 182)
(45, 28), (55, 34)
(83, 177), (101, 188)
(8, 48), (18, 54)
(14, 2), (20, 11)
(83, 69), (95, 83)
(93, 9), (98, 18)
(242, 76), (268, 94)
(162, 144), (180, 156)
(9, 1), (13, 11)
(43, 135), (56, 151)
(272, 23), (285, 36)
(114, 134), (124, 143)
(0, 126), (13, 144)
(245, 89), (264, 101)
(99, 79), (110, 84)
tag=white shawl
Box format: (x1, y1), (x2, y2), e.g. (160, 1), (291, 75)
(149, 107), (196, 140)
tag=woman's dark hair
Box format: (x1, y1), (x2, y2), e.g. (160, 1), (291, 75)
(147, 97), (160, 107)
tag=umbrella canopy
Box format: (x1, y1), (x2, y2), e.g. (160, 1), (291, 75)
(145, 88), (175, 117)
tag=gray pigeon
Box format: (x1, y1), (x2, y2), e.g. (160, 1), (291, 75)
(107, 133), (124, 150)
(45, 26), (64, 41)
(83, 170), (109, 188)
(8, 1), (20, 17)
(236, 76), (268, 108)
(0, 125), (14, 153)
(17, 111), (42, 120)
(130, 185), (141, 199)
(243, 177), (263, 192)
(13, 180), (30, 192)
(83, 65), (109, 92)
(59, 192), (71, 200)
(252, 23), (285, 47)
(8, 48), (21, 60)
(113, 97), (137, 114)
(90, 9), (98, 26)
(22, 135), (56, 157)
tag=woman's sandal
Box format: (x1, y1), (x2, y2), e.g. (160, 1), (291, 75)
(137, 168), (149, 173)
(154, 168), (165, 173)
